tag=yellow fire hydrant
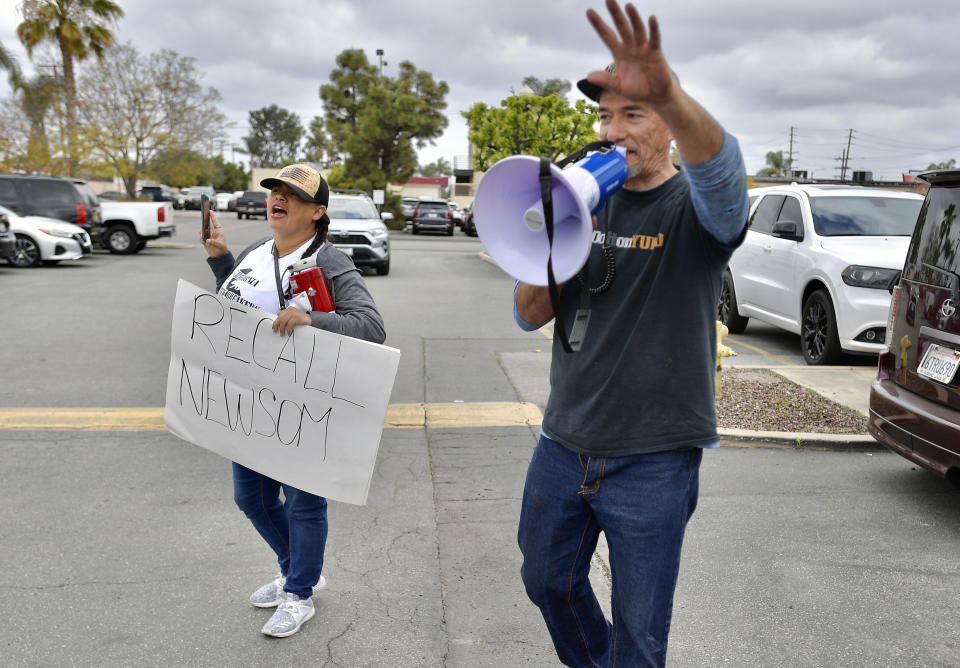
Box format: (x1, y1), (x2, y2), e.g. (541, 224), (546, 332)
(715, 320), (737, 396)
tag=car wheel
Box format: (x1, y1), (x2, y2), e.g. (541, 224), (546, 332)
(9, 234), (41, 267)
(105, 224), (136, 254)
(238, 213), (244, 220)
(718, 270), (749, 334)
(801, 289), (843, 365)
(135, 241), (147, 252)
(447, 226), (454, 236)
(412, 224), (420, 235)
(376, 257), (390, 276)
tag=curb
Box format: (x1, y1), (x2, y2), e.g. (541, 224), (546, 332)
(718, 427), (880, 450)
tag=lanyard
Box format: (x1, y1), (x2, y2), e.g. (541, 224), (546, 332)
(272, 243), (288, 311)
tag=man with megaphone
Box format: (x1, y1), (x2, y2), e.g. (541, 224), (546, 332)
(511, 2), (749, 666)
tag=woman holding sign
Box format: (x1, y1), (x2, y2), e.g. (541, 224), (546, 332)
(202, 164), (385, 638)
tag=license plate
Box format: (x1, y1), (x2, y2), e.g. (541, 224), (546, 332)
(917, 343), (960, 384)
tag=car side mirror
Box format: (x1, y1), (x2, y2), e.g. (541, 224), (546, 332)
(887, 270), (902, 294)
(771, 220), (803, 241)
(381, 212), (394, 222)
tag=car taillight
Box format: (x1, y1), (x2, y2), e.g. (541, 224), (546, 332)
(157, 206), (165, 222)
(885, 284), (901, 351)
(413, 209), (419, 217)
(447, 211), (452, 218)
(75, 203), (87, 225)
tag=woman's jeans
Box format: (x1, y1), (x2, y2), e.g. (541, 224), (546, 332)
(518, 435), (702, 668)
(232, 462), (328, 599)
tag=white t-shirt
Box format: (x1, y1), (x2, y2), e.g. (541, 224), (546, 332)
(218, 239), (315, 315)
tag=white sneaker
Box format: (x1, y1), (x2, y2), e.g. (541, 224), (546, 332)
(261, 592), (315, 638)
(250, 574), (327, 608)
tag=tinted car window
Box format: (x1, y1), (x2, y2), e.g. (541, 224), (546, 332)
(749, 195), (785, 234)
(327, 198), (378, 219)
(21, 179), (74, 205)
(73, 182), (99, 209)
(779, 196), (803, 224)
(242, 191), (265, 199)
(418, 202), (447, 213)
(0, 180), (17, 206)
(903, 187), (960, 288)
(810, 196), (922, 237)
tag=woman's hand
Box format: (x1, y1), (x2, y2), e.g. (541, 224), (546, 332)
(202, 211), (228, 258)
(273, 306), (312, 337)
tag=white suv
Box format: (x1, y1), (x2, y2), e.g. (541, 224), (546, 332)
(718, 184), (924, 364)
(325, 191), (392, 275)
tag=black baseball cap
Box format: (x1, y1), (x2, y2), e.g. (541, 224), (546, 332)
(260, 163), (329, 206)
(576, 62), (617, 102)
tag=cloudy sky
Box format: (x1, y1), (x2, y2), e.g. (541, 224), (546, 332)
(2, 0), (959, 181)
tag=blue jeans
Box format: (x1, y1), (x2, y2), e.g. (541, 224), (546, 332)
(232, 463), (328, 599)
(518, 435), (701, 668)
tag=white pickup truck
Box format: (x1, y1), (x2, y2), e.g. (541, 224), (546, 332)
(96, 200), (176, 254)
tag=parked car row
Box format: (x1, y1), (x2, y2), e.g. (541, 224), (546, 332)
(717, 183), (925, 365)
(402, 197), (474, 236)
(0, 173), (183, 266)
(713, 175), (960, 483)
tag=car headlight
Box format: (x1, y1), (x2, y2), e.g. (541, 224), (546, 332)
(39, 228), (76, 238)
(370, 226), (389, 240)
(841, 265), (900, 289)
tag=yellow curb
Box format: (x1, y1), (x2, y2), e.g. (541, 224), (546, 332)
(0, 402), (544, 432)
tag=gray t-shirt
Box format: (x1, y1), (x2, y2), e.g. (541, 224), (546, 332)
(542, 171), (741, 456)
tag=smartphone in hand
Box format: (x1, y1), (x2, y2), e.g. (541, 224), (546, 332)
(201, 194), (212, 241)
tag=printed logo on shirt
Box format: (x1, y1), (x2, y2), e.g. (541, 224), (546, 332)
(219, 268), (260, 309)
(592, 230), (664, 250)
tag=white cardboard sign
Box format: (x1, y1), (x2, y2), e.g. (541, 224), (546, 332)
(163, 279), (400, 505)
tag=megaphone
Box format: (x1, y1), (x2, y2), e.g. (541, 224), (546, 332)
(473, 145), (628, 286)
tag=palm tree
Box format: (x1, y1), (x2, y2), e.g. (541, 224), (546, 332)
(16, 0), (124, 174)
(757, 150), (791, 177)
(0, 41), (23, 88)
(18, 73), (62, 167)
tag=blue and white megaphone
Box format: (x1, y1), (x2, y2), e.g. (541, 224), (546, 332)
(472, 144), (628, 286)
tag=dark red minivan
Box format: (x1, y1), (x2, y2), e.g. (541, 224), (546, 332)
(869, 170), (960, 483)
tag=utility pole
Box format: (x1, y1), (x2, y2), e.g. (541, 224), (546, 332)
(787, 126), (796, 176)
(834, 128), (855, 182)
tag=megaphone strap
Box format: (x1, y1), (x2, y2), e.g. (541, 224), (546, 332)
(556, 140), (617, 169)
(540, 157), (591, 353)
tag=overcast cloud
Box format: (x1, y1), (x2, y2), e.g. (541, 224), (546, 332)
(2, 0), (958, 181)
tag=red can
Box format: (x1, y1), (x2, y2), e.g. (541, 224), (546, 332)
(288, 256), (335, 313)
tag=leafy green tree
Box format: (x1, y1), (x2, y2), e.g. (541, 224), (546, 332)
(303, 115), (333, 166)
(927, 158), (956, 170)
(243, 104), (304, 168)
(757, 150), (790, 177)
(319, 49), (449, 208)
(462, 94), (598, 171)
(212, 157), (248, 192)
(521, 76), (571, 97)
(16, 0), (124, 174)
(77, 43), (228, 197)
(418, 157), (451, 177)
(147, 148), (212, 189)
